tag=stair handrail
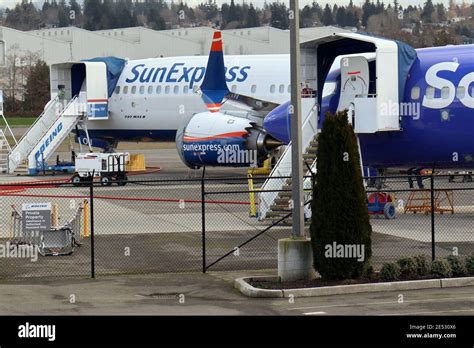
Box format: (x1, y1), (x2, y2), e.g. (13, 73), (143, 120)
(8, 96), (79, 173)
(15, 96), (79, 156)
(12, 95), (61, 150)
(263, 101), (318, 183)
(27, 96), (81, 172)
(1, 113), (18, 147)
(0, 129), (13, 153)
(29, 96), (79, 149)
(257, 100), (318, 220)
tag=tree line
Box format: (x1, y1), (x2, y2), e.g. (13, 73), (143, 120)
(1, 0), (473, 43)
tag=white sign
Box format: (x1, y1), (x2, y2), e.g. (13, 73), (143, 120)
(22, 203), (52, 232)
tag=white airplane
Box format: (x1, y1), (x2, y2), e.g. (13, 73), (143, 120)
(77, 52), (291, 156)
(5, 31), (292, 174)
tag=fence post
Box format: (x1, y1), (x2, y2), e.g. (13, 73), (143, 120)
(430, 174), (435, 261)
(89, 173), (95, 278)
(201, 167), (206, 273)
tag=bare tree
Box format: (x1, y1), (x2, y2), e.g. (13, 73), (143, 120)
(0, 45), (41, 114)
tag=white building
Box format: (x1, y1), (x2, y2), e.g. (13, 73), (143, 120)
(0, 25), (346, 65)
(29, 27), (139, 61)
(0, 26), (70, 64)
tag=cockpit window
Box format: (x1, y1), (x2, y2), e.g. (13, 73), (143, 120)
(322, 82), (337, 98)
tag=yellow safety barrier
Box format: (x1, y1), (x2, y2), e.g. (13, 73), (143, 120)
(248, 158), (271, 176)
(248, 173), (257, 217)
(83, 199), (90, 238)
(51, 203), (59, 228)
(247, 159), (272, 217)
(127, 154), (146, 172)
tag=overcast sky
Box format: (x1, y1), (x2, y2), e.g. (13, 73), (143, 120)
(0, 0), (466, 10)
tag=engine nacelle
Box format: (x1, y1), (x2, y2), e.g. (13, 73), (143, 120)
(176, 111), (281, 169)
(263, 101), (291, 145)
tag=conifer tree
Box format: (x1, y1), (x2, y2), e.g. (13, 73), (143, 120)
(310, 111), (372, 280)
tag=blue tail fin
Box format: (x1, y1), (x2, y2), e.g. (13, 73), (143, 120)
(200, 31), (229, 112)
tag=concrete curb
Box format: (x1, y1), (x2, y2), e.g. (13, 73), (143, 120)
(234, 276), (283, 298)
(441, 277), (474, 288)
(235, 276), (474, 298)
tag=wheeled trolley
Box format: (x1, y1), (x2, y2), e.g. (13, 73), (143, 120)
(72, 152), (130, 186)
(367, 192), (396, 219)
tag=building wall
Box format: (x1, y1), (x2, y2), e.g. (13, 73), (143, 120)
(3, 25), (348, 64)
(29, 27), (139, 61)
(97, 27), (142, 43)
(130, 28), (202, 57)
(0, 26), (70, 64)
(69, 28), (138, 60)
(300, 26), (346, 41)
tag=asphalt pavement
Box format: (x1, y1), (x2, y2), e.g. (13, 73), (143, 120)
(0, 270), (473, 315)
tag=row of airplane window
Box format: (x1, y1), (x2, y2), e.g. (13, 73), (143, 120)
(114, 84), (292, 95)
(411, 86), (474, 100)
(114, 84), (473, 99)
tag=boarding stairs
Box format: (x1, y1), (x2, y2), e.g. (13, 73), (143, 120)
(0, 129), (12, 173)
(0, 107), (17, 173)
(257, 98), (318, 222)
(7, 96), (85, 174)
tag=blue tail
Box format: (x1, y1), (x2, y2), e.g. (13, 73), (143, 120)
(200, 31), (229, 112)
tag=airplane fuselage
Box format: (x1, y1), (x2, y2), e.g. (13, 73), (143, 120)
(82, 44), (474, 170)
(85, 55), (290, 142)
(320, 45), (474, 169)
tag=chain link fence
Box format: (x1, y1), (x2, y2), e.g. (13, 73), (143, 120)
(366, 174), (474, 268)
(202, 175), (312, 272)
(0, 173), (473, 279)
(0, 181), (92, 279)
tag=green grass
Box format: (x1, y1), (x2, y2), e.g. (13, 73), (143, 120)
(0, 117), (37, 127)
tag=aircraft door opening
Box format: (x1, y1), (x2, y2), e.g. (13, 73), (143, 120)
(51, 61), (109, 120)
(337, 56), (370, 126)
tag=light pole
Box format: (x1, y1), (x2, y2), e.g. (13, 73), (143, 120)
(289, 0), (304, 238)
